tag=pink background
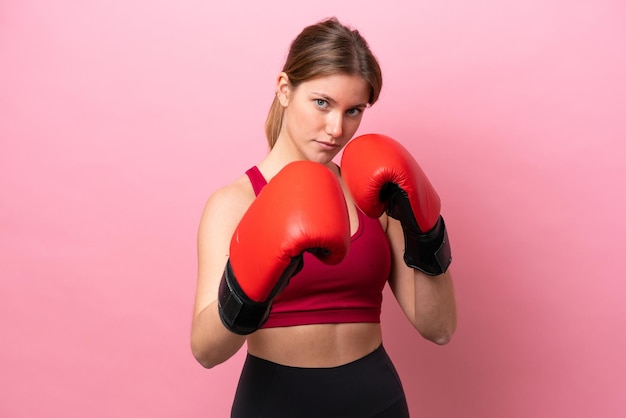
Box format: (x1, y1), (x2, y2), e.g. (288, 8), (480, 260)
(2, 1), (625, 417)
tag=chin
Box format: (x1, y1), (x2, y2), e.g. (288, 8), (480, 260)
(310, 150), (341, 165)
(309, 156), (336, 166)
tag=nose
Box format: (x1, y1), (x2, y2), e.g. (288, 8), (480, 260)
(326, 111), (343, 139)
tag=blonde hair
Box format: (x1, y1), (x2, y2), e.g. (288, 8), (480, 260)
(264, 17), (383, 148)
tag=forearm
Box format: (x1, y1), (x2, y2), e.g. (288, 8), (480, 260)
(413, 269), (457, 345)
(191, 301), (247, 369)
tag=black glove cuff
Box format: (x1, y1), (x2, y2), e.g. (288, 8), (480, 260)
(218, 260), (271, 335)
(402, 215), (452, 276)
(217, 256), (304, 335)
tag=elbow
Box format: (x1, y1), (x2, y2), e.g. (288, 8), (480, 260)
(191, 347), (221, 369)
(416, 319), (457, 346)
(190, 339), (224, 369)
(191, 344), (213, 369)
(193, 354), (217, 370)
(190, 328), (245, 369)
(197, 359), (219, 370)
(427, 330), (454, 346)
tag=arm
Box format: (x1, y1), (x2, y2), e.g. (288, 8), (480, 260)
(191, 162), (351, 367)
(191, 184), (249, 369)
(341, 133), (457, 344)
(385, 216), (457, 345)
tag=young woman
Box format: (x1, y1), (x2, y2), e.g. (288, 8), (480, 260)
(191, 17), (457, 417)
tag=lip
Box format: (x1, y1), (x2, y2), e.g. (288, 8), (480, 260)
(315, 140), (339, 150)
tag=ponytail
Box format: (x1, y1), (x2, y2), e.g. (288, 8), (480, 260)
(264, 95), (283, 149)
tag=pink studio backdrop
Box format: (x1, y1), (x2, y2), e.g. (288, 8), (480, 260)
(2, 1), (625, 417)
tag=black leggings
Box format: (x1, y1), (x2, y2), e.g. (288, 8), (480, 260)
(231, 344), (410, 418)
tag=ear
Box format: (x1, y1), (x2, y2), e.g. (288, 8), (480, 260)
(276, 72), (291, 107)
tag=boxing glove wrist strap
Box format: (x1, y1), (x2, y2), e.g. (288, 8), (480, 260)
(402, 215), (452, 276)
(218, 257), (303, 335)
(381, 183), (452, 275)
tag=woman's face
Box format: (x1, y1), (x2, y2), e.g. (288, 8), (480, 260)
(276, 73), (370, 164)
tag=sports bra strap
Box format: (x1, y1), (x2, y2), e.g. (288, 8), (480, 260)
(245, 166), (267, 197)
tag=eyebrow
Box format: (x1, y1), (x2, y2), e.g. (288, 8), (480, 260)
(312, 92), (368, 109)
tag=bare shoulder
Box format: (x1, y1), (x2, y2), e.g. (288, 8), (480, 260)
(196, 174), (256, 262)
(199, 175), (256, 233)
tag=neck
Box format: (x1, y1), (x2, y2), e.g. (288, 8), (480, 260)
(257, 144), (339, 182)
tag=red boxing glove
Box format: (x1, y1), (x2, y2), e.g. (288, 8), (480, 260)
(341, 133), (451, 275)
(218, 161), (350, 334)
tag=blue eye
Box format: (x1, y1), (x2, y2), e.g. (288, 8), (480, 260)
(346, 108), (362, 118)
(315, 99), (329, 108)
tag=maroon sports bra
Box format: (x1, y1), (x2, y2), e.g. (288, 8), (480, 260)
(245, 166), (392, 328)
